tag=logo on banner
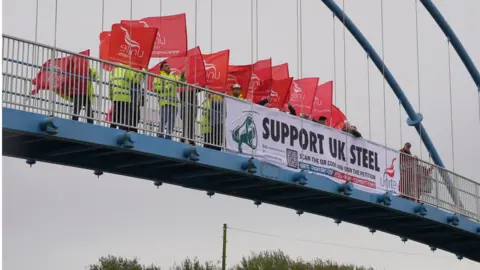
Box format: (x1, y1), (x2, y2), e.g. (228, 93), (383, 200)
(231, 114), (258, 153)
(119, 26), (145, 58)
(204, 61), (220, 80)
(313, 96), (323, 106)
(380, 157), (398, 191)
(137, 20), (167, 45)
(170, 68), (181, 76)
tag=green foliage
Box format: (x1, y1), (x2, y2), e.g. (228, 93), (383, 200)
(89, 255), (161, 270)
(89, 251), (374, 270)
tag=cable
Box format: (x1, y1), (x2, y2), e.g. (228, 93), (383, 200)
(447, 40), (455, 172)
(53, 0), (58, 48)
(342, 0), (347, 115)
(210, 0), (214, 53)
(332, 14), (337, 106)
(35, 0), (39, 42)
(101, 0), (105, 31)
(296, 0), (300, 79)
(255, 0), (259, 61)
(228, 227), (452, 259)
(414, 0), (423, 159)
(367, 55), (372, 140)
(299, 0), (303, 78)
(380, 0), (387, 148)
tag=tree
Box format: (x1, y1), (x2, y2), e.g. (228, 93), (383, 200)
(89, 251), (374, 270)
(89, 255), (161, 270)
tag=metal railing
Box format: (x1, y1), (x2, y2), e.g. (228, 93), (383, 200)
(2, 34), (479, 221)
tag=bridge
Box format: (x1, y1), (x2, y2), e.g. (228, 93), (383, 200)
(2, 0), (480, 266)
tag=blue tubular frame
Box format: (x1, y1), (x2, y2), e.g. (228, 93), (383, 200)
(420, 0), (480, 90)
(320, 0), (462, 206)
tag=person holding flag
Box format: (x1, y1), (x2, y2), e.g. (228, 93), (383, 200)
(230, 84), (269, 106)
(153, 61), (186, 139)
(109, 64), (145, 133)
(200, 90), (224, 151)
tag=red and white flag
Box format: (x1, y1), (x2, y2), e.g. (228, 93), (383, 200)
(227, 64), (252, 97)
(272, 63), (289, 80)
(108, 23), (157, 70)
(287, 77), (319, 115)
(311, 80), (333, 120)
(248, 58), (272, 102)
(203, 50), (230, 92)
(266, 77), (293, 109)
(120, 14), (188, 58)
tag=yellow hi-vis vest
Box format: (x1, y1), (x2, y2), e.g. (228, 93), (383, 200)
(59, 67), (98, 104)
(201, 95), (224, 134)
(109, 64), (143, 103)
(153, 71), (181, 107)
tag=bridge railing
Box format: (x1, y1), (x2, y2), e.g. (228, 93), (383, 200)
(2, 34), (479, 222)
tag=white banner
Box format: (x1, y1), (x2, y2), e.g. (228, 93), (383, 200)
(225, 98), (401, 194)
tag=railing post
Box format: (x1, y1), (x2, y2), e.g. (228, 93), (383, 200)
(435, 167), (440, 207)
(413, 156), (418, 202)
(48, 48), (56, 116)
(222, 92), (227, 151)
(476, 183), (479, 221)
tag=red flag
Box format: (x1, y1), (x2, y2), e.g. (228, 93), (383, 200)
(227, 65), (252, 97)
(287, 77), (319, 115)
(266, 77), (293, 109)
(203, 50), (230, 92)
(311, 81), (333, 120)
(32, 50), (90, 96)
(99, 31), (114, 71)
(272, 63), (289, 80)
(108, 23), (157, 70)
(248, 59), (272, 102)
(120, 14), (187, 57)
(331, 105), (347, 130)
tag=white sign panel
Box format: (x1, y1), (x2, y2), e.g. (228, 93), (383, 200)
(225, 98), (401, 194)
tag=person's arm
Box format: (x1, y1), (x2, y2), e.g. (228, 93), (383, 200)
(287, 104), (296, 116)
(351, 129), (362, 138)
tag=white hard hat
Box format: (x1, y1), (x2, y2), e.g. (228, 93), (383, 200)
(232, 84), (242, 89)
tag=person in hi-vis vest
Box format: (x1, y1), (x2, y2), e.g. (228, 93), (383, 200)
(153, 61), (186, 139)
(109, 64), (144, 132)
(200, 91), (224, 151)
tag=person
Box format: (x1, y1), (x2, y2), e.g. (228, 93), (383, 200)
(153, 61), (185, 139)
(400, 142), (412, 155)
(317, 116), (328, 125)
(109, 64), (144, 132)
(398, 142), (419, 201)
(201, 91), (224, 151)
(61, 66), (97, 124)
(342, 121), (362, 138)
(180, 84), (199, 146)
(230, 84), (269, 106)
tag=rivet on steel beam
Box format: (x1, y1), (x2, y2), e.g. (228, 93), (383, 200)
(207, 191), (215, 198)
(116, 131), (136, 148)
(334, 219), (342, 226)
(254, 200), (262, 207)
(476, 227), (480, 234)
(430, 246), (437, 252)
(377, 192), (392, 206)
(154, 181), (163, 189)
(338, 182), (353, 196)
(401, 237), (408, 243)
(446, 215), (460, 226)
(183, 146), (200, 161)
(296, 210), (304, 216)
(456, 255), (463, 260)
(94, 170), (103, 178)
(241, 157), (257, 174)
(413, 203), (428, 216)
(26, 159), (36, 167)
(39, 117), (58, 135)
(369, 228), (376, 234)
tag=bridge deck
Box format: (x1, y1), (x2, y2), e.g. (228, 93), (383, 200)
(3, 108), (480, 262)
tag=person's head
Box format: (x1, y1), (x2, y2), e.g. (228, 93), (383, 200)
(160, 61), (170, 74)
(232, 84), (242, 97)
(343, 120), (351, 130)
(318, 116), (327, 125)
(403, 142), (412, 151)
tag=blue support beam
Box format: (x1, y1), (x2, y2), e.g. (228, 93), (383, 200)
(319, 0), (461, 206)
(420, 0), (480, 90)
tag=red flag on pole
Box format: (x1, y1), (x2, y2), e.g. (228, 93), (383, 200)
(203, 50), (230, 92)
(272, 63), (289, 80)
(331, 104), (347, 130)
(287, 77), (319, 116)
(227, 65), (252, 97)
(32, 50), (90, 96)
(266, 77), (293, 109)
(311, 80), (333, 120)
(99, 31), (114, 71)
(108, 23), (157, 70)
(121, 14), (188, 58)
(247, 59), (272, 102)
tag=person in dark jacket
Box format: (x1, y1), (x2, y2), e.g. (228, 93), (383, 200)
(342, 121), (362, 138)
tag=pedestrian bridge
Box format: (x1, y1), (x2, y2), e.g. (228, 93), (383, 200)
(2, 35), (480, 262)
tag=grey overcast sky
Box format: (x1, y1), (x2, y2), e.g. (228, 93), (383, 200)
(3, 0), (480, 269)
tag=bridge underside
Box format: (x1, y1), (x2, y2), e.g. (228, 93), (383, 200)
(3, 108), (480, 262)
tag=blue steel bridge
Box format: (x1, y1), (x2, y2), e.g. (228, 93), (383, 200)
(3, 0), (480, 263)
